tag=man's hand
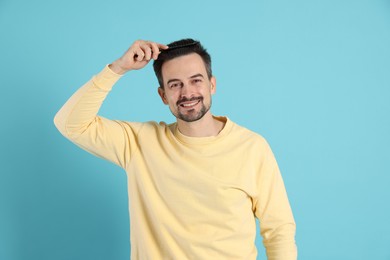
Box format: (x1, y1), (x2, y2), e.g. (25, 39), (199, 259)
(109, 40), (169, 75)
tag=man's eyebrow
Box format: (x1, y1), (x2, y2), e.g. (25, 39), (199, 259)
(166, 74), (204, 85)
(189, 73), (204, 79)
(167, 78), (181, 85)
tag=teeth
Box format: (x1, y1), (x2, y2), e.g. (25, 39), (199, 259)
(182, 101), (198, 107)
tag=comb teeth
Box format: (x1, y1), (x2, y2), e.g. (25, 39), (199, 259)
(134, 41), (199, 59)
(166, 41), (200, 51)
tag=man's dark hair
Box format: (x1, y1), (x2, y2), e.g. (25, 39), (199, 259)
(153, 38), (212, 88)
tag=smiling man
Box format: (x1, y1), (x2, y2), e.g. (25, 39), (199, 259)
(54, 39), (297, 260)
(160, 56), (214, 123)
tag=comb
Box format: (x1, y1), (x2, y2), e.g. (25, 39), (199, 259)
(165, 41), (199, 50)
(134, 41), (199, 59)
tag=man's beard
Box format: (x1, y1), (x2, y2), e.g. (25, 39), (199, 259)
(172, 96), (211, 122)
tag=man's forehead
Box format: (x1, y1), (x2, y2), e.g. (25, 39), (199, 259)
(162, 57), (207, 80)
(162, 53), (205, 72)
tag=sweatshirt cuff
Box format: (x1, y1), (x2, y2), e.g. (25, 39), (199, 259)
(92, 65), (123, 91)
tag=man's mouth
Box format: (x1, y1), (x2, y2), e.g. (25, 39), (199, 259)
(178, 97), (202, 108)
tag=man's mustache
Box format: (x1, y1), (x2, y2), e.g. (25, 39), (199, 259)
(177, 96), (203, 106)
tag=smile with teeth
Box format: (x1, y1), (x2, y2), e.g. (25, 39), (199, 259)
(179, 99), (201, 108)
(181, 100), (199, 107)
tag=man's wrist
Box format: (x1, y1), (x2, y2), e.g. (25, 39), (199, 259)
(108, 61), (129, 75)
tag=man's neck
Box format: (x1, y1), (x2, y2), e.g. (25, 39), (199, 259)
(177, 113), (225, 137)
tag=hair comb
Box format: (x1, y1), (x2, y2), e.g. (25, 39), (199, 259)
(134, 40), (199, 59)
(165, 41), (200, 51)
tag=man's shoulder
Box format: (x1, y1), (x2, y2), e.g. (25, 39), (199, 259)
(228, 120), (275, 157)
(229, 118), (267, 143)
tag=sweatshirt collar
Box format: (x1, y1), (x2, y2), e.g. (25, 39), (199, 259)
(173, 116), (233, 145)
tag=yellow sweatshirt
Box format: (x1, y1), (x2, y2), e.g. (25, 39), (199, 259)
(54, 66), (297, 260)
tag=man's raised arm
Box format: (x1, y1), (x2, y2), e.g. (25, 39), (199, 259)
(53, 40), (168, 167)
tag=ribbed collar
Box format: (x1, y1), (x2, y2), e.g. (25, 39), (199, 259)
(173, 116), (233, 145)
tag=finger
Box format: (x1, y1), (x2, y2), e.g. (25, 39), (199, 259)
(134, 48), (145, 61)
(141, 43), (152, 61)
(157, 43), (169, 50)
(152, 42), (169, 60)
(150, 43), (161, 60)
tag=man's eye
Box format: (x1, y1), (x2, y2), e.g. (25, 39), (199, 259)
(170, 83), (180, 88)
(193, 79), (202, 83)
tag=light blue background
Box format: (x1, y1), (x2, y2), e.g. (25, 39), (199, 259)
(1, 0), (389, 259)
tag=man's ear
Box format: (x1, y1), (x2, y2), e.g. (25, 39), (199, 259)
(158, 87), (168, 105)
(210, 76), (217, 95)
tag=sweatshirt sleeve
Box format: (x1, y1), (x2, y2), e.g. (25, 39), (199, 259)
(54, 65), (141, 169)
(253, 140), (298, 260)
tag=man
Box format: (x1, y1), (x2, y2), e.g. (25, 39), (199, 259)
(54, 39), (297, 259)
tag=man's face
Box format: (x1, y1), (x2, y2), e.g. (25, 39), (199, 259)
(158, 53), (216, 122)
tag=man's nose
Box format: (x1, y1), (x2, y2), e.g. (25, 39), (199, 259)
(179, 83), (195, 98)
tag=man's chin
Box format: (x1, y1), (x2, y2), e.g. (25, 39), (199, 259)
(171, 104), (210, 123)
(178, 113), (204, 122)
(175, 109), (205, 122)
